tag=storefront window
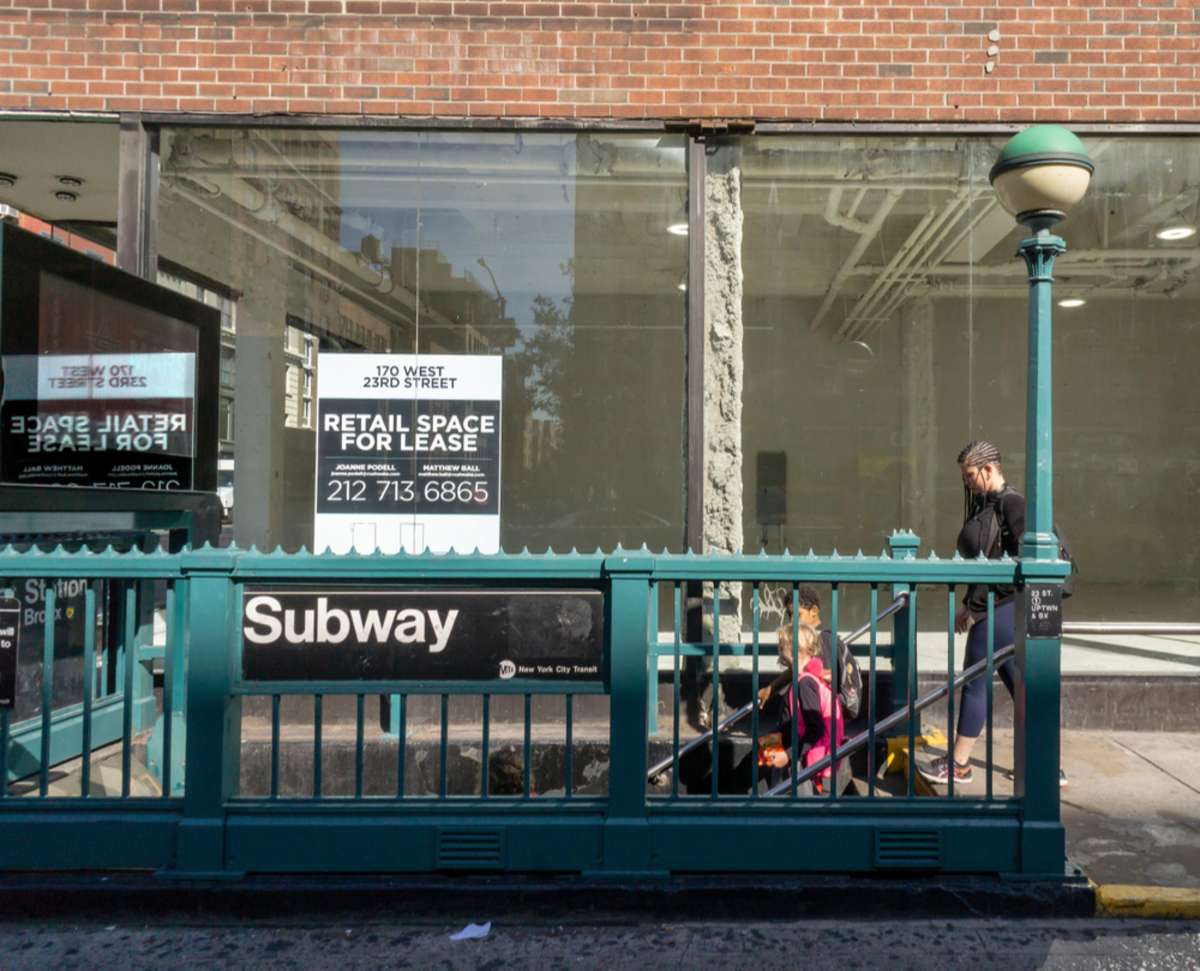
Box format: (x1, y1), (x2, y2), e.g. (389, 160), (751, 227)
(719, 135), (1200, 621)
(158, 130), (689, 554)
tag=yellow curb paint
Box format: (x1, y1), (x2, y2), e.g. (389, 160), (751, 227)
(1096, 884), (1200, 919)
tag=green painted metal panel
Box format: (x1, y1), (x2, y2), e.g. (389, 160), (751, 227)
(225, 815), (606, 873)
(0, 811), (179, 868)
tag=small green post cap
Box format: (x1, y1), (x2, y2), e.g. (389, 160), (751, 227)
(989, 125), (1093, 184)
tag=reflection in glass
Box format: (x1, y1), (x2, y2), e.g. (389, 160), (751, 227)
(726, 136), (1200, 621)
(158, 130), (688, 554)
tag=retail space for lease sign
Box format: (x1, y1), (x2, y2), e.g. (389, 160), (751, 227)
(0, 352), (196, 489)
(313, 354), (501, 555)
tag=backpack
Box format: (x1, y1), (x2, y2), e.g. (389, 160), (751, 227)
(820, 628), (863, 720)
(975, 491), (1078, 598)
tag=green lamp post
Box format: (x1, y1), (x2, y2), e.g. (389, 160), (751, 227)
(990, 125), (1092, 872)
(990, 125), (1093, 560)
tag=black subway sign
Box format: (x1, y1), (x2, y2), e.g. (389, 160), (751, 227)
(241, 588), (603, 682)
(0, 598), (19, 710)
(1025, 583), (1063, 639)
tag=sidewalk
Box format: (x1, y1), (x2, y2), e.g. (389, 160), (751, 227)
(916, 729), (1200, 890)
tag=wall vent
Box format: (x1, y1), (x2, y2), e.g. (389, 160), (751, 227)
(874, 829), (943, 869)
(436, 829), (505, 869)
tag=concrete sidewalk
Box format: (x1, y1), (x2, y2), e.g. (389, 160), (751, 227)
(919, 729), (1200, 892)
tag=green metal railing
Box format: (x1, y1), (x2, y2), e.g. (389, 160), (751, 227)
(0, 533), (1070, 878)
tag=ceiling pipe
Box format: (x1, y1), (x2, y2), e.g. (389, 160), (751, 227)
(838, 192), (974, 341)
(807, 189), (902, 332)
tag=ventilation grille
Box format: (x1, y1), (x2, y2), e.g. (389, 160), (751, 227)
(874, 829), (943, 869)
(436, 829), (505, 869)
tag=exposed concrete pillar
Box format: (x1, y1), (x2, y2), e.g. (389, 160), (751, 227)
(232, 237), (288, 551)
(900, 297), (937, 546)
(704, 149), (744, 640)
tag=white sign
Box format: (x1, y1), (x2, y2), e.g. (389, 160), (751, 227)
(313, 354), (502, 555)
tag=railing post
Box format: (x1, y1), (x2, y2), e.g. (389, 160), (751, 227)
(597, 550), (660, 877)
(887, 530), (920, 728)
(168, 546), (241, 879)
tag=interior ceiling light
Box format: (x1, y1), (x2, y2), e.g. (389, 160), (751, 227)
(1156, 225), (1196, 241)
(57, 175), (84, 187)
(55, 190), (78, 202)
(1057, 298), (1086, 308)
(0, 172), (16, 188)
(666, 222), (689, 236)
(677, 279), (687, 292)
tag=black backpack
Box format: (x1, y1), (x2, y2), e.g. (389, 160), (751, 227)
(976, 493), (1077, 598)
(821, 629), (863, 720)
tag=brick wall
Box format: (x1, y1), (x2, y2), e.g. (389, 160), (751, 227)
(0, 1), (1197, 123)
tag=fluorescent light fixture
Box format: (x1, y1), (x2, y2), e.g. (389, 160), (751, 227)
(1057, 298), (1086, 308)
(667, 222), (689, 236)
(1156, 225), (1196, 241)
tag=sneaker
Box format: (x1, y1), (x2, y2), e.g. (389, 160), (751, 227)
(918, 755), (973, 785)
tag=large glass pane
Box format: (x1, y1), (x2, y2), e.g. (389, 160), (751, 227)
(725, 134), (1200, 622)
(158, 129), (688, 554)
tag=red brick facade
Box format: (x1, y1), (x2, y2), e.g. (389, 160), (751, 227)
(0, 1), (1196, 123)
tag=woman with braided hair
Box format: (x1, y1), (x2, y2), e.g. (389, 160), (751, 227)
(920, 440), (1065, 788)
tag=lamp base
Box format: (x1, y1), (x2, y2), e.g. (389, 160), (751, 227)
(1016, 209), (1066, 232)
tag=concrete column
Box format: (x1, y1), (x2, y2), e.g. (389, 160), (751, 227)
(232, 237), (288, 550)
(704, 149), (744, 640)
(899, 297), (937, 546)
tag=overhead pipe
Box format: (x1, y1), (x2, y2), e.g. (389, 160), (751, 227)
(839, 191), (975, 341)
(808, 189), (903, 332)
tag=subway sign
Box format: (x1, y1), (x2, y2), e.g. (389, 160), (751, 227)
(240, 588), (603, 682)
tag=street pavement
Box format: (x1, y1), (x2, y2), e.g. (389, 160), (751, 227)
(0, 917), (1196, 969)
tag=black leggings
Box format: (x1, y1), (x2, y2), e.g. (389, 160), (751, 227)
(957, 599), (1017, 739)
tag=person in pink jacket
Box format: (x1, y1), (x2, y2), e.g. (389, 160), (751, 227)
(759, 623), (848, 795)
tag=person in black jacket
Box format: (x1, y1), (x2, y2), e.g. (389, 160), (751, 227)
(920, 440), (1026, 787)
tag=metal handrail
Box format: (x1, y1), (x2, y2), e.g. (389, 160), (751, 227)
(646, 592), (910, 784)
(765, 642), (1016, 796)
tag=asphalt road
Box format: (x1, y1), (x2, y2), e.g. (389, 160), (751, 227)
(1, 918), (1197, 970)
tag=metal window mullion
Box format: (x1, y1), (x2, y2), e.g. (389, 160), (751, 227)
(684, 135), (706, 557)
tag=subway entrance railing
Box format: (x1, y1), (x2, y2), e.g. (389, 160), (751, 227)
(0, 532), (1070, 878)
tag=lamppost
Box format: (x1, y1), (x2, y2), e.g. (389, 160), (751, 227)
(989, 125), (1092, 873)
